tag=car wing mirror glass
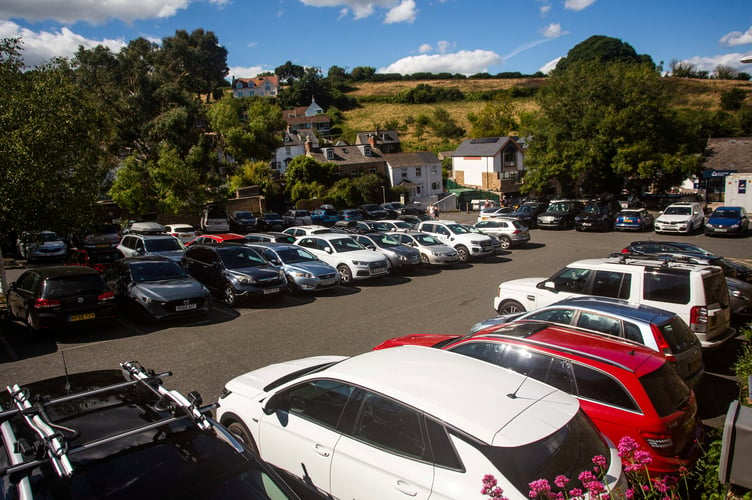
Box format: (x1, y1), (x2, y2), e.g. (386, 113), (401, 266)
(539, 280), (556, 290)
(263, 393), (288, 415)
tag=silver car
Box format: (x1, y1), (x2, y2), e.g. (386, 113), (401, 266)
(473, 219), (530, 249)
(389, 231), (459, 267)
(245, 242), (340, 294)
(471, 295), (704, 388)
(354, 233), (421, 272)
(16, 230), (68, 262)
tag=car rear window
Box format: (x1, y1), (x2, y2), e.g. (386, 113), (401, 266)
(656, 317), (700, 353)
(643, 270), (690, 304)
(479, 410), (610, 494)
(44, 275), (105, 298)
(639, 363), (692, 417)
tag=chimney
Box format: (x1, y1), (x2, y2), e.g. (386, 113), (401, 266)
(368, 134), (377, 149)
(304, 137), (311, 155)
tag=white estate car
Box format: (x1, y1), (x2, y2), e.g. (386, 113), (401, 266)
(492, 253), (735, 349)
(654, 201), (705, 234)
(415, 220), (495, 263)
(216, 346), (626, 500)
(295, 233), (389, 285)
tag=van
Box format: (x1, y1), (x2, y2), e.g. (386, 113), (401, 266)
(200, 206), (229, 233)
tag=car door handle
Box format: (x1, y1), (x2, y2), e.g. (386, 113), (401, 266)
(313, 444), (330, 457)
(395, 480), (418, 496)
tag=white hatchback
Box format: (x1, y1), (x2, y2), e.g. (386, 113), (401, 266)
(217, 346), (626, 500)
(295, 233), (389, 285)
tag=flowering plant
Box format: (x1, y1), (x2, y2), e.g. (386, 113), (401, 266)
(483, 436), (690, 500)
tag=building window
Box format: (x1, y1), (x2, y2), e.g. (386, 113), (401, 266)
(503, 147), (516, 167)
(431, 166), (438, 175)
(285, 147), (291, 155)
(431, 182), (440, 190)
(369, 168), (377, 174)
(401, 168), (408, 179)
(415, 167), (422, 177)
(364, 145), (371, 156)
(416, 186), (422, 194)
(350, 169), (360, 178)
(326, 149), (334, 160)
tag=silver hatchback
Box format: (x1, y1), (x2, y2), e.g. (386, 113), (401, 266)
(472, 295), (704, 388)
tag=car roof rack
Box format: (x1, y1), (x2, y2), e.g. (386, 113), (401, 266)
(0, 361), (222, 482)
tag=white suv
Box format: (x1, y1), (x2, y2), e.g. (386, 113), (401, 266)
(654, 201), (705, 234)
(295, 233), (389, 285)
(492, 254), (735, 349)
(416, 220), (494, 263)
(217, 346), (626, 500)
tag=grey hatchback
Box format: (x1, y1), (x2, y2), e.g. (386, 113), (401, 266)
(471, 295), (704, 388)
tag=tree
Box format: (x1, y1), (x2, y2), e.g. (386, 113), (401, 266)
(428, 107), (465, 140)
(554, 35), (654, 74)
(159, 29), (229, 103)
(467, 93), (519, 137)
(720, 87), (747, 111)
(274, 60), (305, 85)
(522, 60), (704, 196)
(713, 65), (738, 81)
(0, 38), (114, 236)
(284, 156), (338, 202)
(227, 160), (281, 196)
(350, 66), (375, 82)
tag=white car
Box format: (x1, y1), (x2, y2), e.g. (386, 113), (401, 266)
(164, 223), (200, 244)
(654, 201), (705, 234)
(216, 346), (626, 500)
(415, 220), (495, 263)
(389, 231), (459, 266)
(282, 225), (332, 237)
(295, 233), (389, 285)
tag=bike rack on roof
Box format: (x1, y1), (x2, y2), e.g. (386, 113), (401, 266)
(0, 361), (220, 483)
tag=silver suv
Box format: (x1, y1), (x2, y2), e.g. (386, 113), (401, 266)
(492, 253), (735, 349)
(415, 220), (494, 263)
(117, 234), (185, 262)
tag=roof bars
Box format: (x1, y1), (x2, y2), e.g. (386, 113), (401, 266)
(0, 361), (217, 481)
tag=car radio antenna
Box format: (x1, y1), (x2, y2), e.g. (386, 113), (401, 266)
(61, 351), (71, 393)
(507, 374), (529, 399)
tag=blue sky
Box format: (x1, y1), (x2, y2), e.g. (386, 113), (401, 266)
(2, 0), (752, 79)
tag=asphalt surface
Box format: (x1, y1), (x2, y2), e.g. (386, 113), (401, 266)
(1, 212), (750, 429)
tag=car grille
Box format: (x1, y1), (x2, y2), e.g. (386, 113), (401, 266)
(317, 272), (337, 280)
(480, 241), (493, 251)
(257, 276), (284, 287)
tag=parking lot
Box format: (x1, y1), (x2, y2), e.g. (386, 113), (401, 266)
(1, 212), (749, 428)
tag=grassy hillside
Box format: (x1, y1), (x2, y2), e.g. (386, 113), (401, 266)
(340, 77), (752, 152)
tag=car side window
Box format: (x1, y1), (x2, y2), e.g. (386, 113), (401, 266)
(571, 363), (639, 412)
(353, 391), (427, 460)
(643, 271), (690, 305)
(623, 322), (643, 343)
(282, 379), (354, 430)
(591, 271), (630, 299)
(500, 347), (553, 382)
(525, 308), (575, 325)
(297, 238), (315, 249)
(544, 358), (576, 394)
(552, 267), (591, 292)
(450, 341), (506, 365)
(576, 312), (622, 337)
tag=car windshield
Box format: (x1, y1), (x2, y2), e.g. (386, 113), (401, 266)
(370, 234), (401, 247)
(37, 232), (60, 242)
(712, 209), (739, 218)
(144, 238), (184, 252)
(263, 213), (282, 220)
(330, 238), (365, 252)
(657, 317), (700, 353)
(479, 410), (610, 494)
(44, 275), (104, 298)
(218, 247), (267, 268)
(446, 224), (470, 234)
(639, 363), (692, 417)
(130, 261), (188, 282)
(547, 202), (575, 212)
(276, 247), (317, 264)
(663, 206), (691, 215)
(368, 221), (389, 231)
(171, 225), (195, 232)
(583, 204), (606, 214)
(234, 211), (254, 219)
(92, 225), (118, 235)
(413, 233), (441, 246)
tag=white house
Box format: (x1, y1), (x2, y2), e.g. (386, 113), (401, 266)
(383, 152), (443, 202)
(231, 76), (279, 98)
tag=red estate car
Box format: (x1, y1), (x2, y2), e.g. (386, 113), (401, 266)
(374, 321), (702, 475)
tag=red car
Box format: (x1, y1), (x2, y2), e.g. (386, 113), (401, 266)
(374, 321), (702, 475)
(185, 233), (245, 246)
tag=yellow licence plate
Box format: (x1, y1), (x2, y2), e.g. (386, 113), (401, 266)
(70, 312), (96, 322)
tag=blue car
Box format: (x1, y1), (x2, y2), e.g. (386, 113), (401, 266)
(311, 207), (341, 226)
(704, 206), (748, 237)
(245, 242), (340, 294)
(613, 208), (655, 232)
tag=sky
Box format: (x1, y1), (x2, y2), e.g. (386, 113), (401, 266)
(2, 0), (752, 80)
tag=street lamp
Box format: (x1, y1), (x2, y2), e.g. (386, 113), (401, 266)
(382, 185), (386, 204)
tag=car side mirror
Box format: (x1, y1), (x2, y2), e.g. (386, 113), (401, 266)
(211, 261), (221, 269)
(136, 248), (145, 255)
(539, 280), (556, 290)
(325, 247), (333, 254)
(269, 258), (280, 265)
(263, 393), (288, 415)
(9, 282), (16, 290)
(367, 244), (376, 250)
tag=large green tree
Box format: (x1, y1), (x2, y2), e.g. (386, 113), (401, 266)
(0, 38), (113, 236)
(554, 35), (654, 74)
(522, 60), (705, 195)
(467, 93), (519, 137)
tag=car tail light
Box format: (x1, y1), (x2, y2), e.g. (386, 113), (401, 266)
(621, 247), (629, 253)
(34, 298), (61, 309)
(98, 291), (115, 302)
(170, 232), (179, 237)
(641, 431), (675, 453)
(650, 324), (673, 355)
(690, 306), (707, 333)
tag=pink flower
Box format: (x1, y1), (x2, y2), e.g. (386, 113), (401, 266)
(617, 436), (639, 457)
(528, 478), (552, 498)
(634, 449), (653, 465)
(591, 455), (607, 471)
(554, 475), (569, 488)
(568, 488), (583, 498)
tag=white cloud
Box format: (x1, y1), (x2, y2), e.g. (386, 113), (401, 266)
(540, 23), (565, 38)
(564, 0), (595, 11)
(681, 52), (752, 73)
(228, 65), (273, 79)
(385, 0), (417, 24)
(418, 43), (432, 54)
(378, 50), (502, 75)
(0, 20), (125, 67)
(299, 0), (415, 22)
(0, 0), (190, 24)
(539, 57), (561, 74)
(436, 40), (452, 54)
(720, 26), (752, 47)
(540, 4), (551, 16)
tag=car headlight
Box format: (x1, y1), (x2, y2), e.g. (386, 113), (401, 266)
(290, 270), (314, 279)
(731, 289), (750, 301)
(471, 240), (484, 245)
(229, 271), (255, 284)
(431, 250), (441, 256)
(351, 260), (368, 267)
(139, 295), (152, 304)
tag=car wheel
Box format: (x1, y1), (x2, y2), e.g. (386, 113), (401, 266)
(337, 264), (353, 285)
(497, 299), (525, 315)
(226, 420), (259, 455)
(456, 245), (469, 263)
(498, 236), (512, 250)
(25, 312), (39, 337)
(285, 275), (299, 295)
(420, 253), (430, 266)
(223, 284), (238, 307)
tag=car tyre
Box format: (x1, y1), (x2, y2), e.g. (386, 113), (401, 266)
(223, 283), (238, 307)
(337, 264), (353, 285)
(498, 236), (512, 250)
(285, 275), (299, 295)
(420, 253), (430, 266)
(25, 312), (39, 337)
(497, 299), (526, 315)
(456, 245), (469, 263)
(226, 420), (259, 455)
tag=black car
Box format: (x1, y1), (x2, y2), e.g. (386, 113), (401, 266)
(0, 361), (301, 499)
(359, 204), (388, 220)
(381, 202), (421, 217)
(105, 256), (211, 321)
(228, 210), (259, 232)
(506, 201), (548, 229)
(574, 199), (622, 232)
(536, 200), (585, 230)
(182, 244), (286, 306)
(257, 212), (286, 231)
(7, 266), (115, 334)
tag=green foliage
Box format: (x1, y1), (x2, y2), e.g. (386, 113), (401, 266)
(207, 95), (285, 161)
(467, 94), (519, 137)
(429, 107), (466, 139)
(159, 29), (228, 103)
(554, 35), (655, 74)
(720, 88), (748, 111)
(284, 156), (338, 202)
(393, 84), (464, 104)
(227, 160), (281, 196)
